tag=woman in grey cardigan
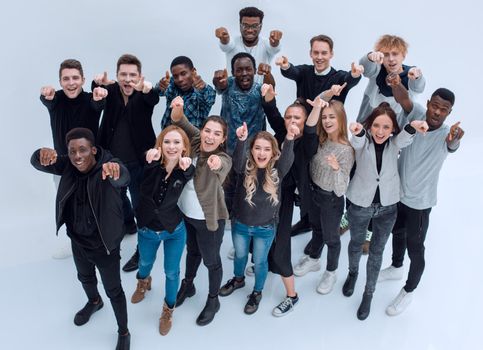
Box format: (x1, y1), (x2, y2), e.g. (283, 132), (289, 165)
(343, 102), (428, 320)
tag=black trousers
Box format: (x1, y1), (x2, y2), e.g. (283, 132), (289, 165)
(305, 185), (344, 271)
(391, 202), (432, 292)
(184, 216), (225, 297)
(71, 242), (128, 334)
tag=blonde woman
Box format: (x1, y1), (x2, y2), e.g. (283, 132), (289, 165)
(219, 122), (298, 314)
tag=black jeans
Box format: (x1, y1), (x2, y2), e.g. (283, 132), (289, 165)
(71, 242), (128, 334)
(305, 185), (344, 271)
(391, 202), (432, 292)
(184, 216), (225, 297)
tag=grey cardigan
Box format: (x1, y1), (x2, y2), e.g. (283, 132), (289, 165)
(346, 128), (415, 207)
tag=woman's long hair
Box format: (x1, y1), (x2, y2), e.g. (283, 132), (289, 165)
(317, 100), (350, 146)
(244, 131), (281, 207)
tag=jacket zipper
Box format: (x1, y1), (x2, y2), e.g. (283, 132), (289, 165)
(57, 183), (76, 234)
(87, 177), (110, 255)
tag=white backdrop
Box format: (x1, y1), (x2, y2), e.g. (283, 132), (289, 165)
(1, 1), (482, 349)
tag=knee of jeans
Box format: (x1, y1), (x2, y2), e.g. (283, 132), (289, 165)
(204, 257), (222, 271)
(105, 285), (125, 300)
(77, 272), (97, 285)
(165, 269), (180, 282)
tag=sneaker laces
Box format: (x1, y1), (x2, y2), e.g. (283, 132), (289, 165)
(277, 297), (293, 312)
(247, 293), (259, 306)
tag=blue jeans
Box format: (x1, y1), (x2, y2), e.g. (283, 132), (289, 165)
(232, 220), (275, 292)
(137, 221), (186, 308)
(347, 203), (397, 294)
(121, 160), (144, 225)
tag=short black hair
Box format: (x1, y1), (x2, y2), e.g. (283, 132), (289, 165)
(170, 56), (194, 70)
(231, 52), (256, 73)
(432, 88), (455, 106)
(239, 7), (264, 22)
(65, 128), (96, 147)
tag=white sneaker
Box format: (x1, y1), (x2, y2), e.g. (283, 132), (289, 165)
(51, 242), (72, 259)
(245, 265), (255, 277)
(386, 288), (413, 316)
(378, 265), (404, 282)
(227, 247), (235, 260)
(293, 255), (320, 277)
(316, 270), (337, 295)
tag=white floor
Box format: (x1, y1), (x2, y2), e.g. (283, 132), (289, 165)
(1, 138), (482, 350)
(2, 1), (483, 348)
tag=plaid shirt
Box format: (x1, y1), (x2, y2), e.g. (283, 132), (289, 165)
(220, 77), (266, 155)
(159, 79), (216, 129)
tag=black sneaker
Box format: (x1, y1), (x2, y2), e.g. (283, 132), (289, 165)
(357, 292), (373, 320)
(115, 332), (130, 350)
(122, 248), (139, 273)
(219, 277), (245, 297)
(272, 295), (298, 317)
(74, 298), (104, 326)
(176, 279), (196, 307)
(342, 272), (358, 297)
(244, 291), (262, 315)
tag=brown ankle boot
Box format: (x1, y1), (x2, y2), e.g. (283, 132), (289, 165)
(159, 302), (174, 335)
(131, 276), (152, 304)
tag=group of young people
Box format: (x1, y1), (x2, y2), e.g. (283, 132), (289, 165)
(31, 6), (464, 350)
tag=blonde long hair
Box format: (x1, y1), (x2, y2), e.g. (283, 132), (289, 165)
(244, 131), (281, 207)
(317, 100), (350, 146)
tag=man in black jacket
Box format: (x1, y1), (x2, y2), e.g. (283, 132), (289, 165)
(31, 128), (131, 350)
(93, 54), (160, 272)
(40, 58), (108, 259)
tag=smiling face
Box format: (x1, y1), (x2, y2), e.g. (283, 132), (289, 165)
(67, 138), (97, 173)
(200, 120), (226, 153)
(426, 95), (452, 130)
(116, 64), (140, 98)
(171, 63), (194, 92)
(240, 16), (262, 46)
(321, 106), (340, 136)
(60, 68), (85, 99)
(284, 106), (306, 136)
(310, 40), (333, 73)
(161, 130), (186, 163)
(251, 137), (274, 169)
(233, 57), (255, 91)
(370, 114), (394, 144)
(381, 49), (405, 74)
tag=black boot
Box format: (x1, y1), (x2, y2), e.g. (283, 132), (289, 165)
(196, 295), (220, 326)
(74, 297), (104, 326)
(176, 279), (196, 307)
(357, 292), (373, 320)
(342, 272), (358, 297)
(115, 332), (130, 350)
(290, 215), (311, 236)
(122, 247), (139, 272)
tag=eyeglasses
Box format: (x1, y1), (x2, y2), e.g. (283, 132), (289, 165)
(240, 23), (261, 30)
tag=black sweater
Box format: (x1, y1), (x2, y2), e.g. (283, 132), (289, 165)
(40, 90), (104, 155)
(94, 81), (159, 163)
(136, 161), (195, 232)
(31, 147), (130, 253)
(281, 64), (360, 111)
(262, 98), (318, 217)
(232, 138), (294, 226)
